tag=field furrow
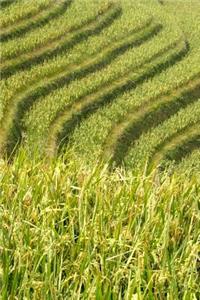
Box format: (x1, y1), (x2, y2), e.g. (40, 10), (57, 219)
(68, 40), (199, 168)
(148, 123), (200, 171)
(1, 2), (200, 298)
(124, 100), (200, 173)
(1, 4), (121, 79)
(0, 5), (154, 140)
(102, 77), (200, 168)
(0, 0), (52, 28)
(0, 9), (152, 116)
(0, 0), (72, 43)
(165, 135), (200, 166)
(1, 1), (116, 61)
(45, 40), (187, 156)
(1, 22), (162, 156)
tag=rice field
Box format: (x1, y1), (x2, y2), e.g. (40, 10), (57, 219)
(0, 0), (200, 299)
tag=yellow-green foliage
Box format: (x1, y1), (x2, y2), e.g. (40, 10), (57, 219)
(0, 0), (200, 298)
(0, 150), (200, 299)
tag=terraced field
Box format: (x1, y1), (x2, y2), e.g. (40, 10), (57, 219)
(0, 0), (200, 299)
(0, 0), (199, 174)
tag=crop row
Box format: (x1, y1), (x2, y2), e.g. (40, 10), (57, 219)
(1, 0), (199, 174)
(70, 73), (199, 170)
(0, 0), (72, 42)
(46, 39), (187, 157)
(155, 128), (200, 171)
(102, 77), (200, 167)
(0, 0), (52, 28)
(0, 3), (151, 115)
(1, 4), (121, 79)
(176, 148), (200, 175)
(65, 2), (200, 170)
(123, 97), (200, 171)
(71, 62), (199, 171)
(1, 0), (113, 61)
(22, 21), (180, 154)
(0, 2), (154, 154)
(0, 1), (170, 151)
(2, 20), (158, 155)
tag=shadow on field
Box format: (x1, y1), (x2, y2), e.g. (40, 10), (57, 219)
(1, 4), (121, 79)
(0, 0), (16, 9)
(147, 122), (200, 173)
(1, 0), (73, 42)
(56, 40), (190, 156)
(164, 134), (200, 164)
(110, 78), (200, 169)
(4, 21), (160, 157)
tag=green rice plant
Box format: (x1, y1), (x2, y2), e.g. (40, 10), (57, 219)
(0, 1), (150, 115)
(68, 6), (200, 169)
(148, 122), (200, 171)
(22, 22), (181, 153)
(1, 0), (112, 61)
(5, 21), (165, 155)
(59, 40), (197, 165)
(0, 0), (52, 28)
(125, 100), (200, 173)
(0, 0), (73, 42)
(166, 136), (200, 167)
(2, 22), (158, 155)
(0, 1), (200, 299)
(0, 2), (153, 155)
(101, 78), (200, 168)
(47, 39), (187, 156)
(1, 3), (119, 81)
(0, 148), (199, 298)
(2, 5), (153, 154)
(175, 149), (200, 175)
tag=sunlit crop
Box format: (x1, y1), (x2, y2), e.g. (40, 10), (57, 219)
(0, 0), (199, 298)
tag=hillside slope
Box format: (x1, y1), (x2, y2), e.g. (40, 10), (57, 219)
(0, 1), (200, 299)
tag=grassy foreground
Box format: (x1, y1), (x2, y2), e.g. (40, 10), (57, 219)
(0, 150), (199, 299)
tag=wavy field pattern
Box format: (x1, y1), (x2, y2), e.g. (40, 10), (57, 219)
(1, 1), (200, 298)
(0, 1), (73, 42)
(0, 0), (200, 174)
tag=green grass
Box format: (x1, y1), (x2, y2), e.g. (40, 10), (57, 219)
(0, 0), (200, 298)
